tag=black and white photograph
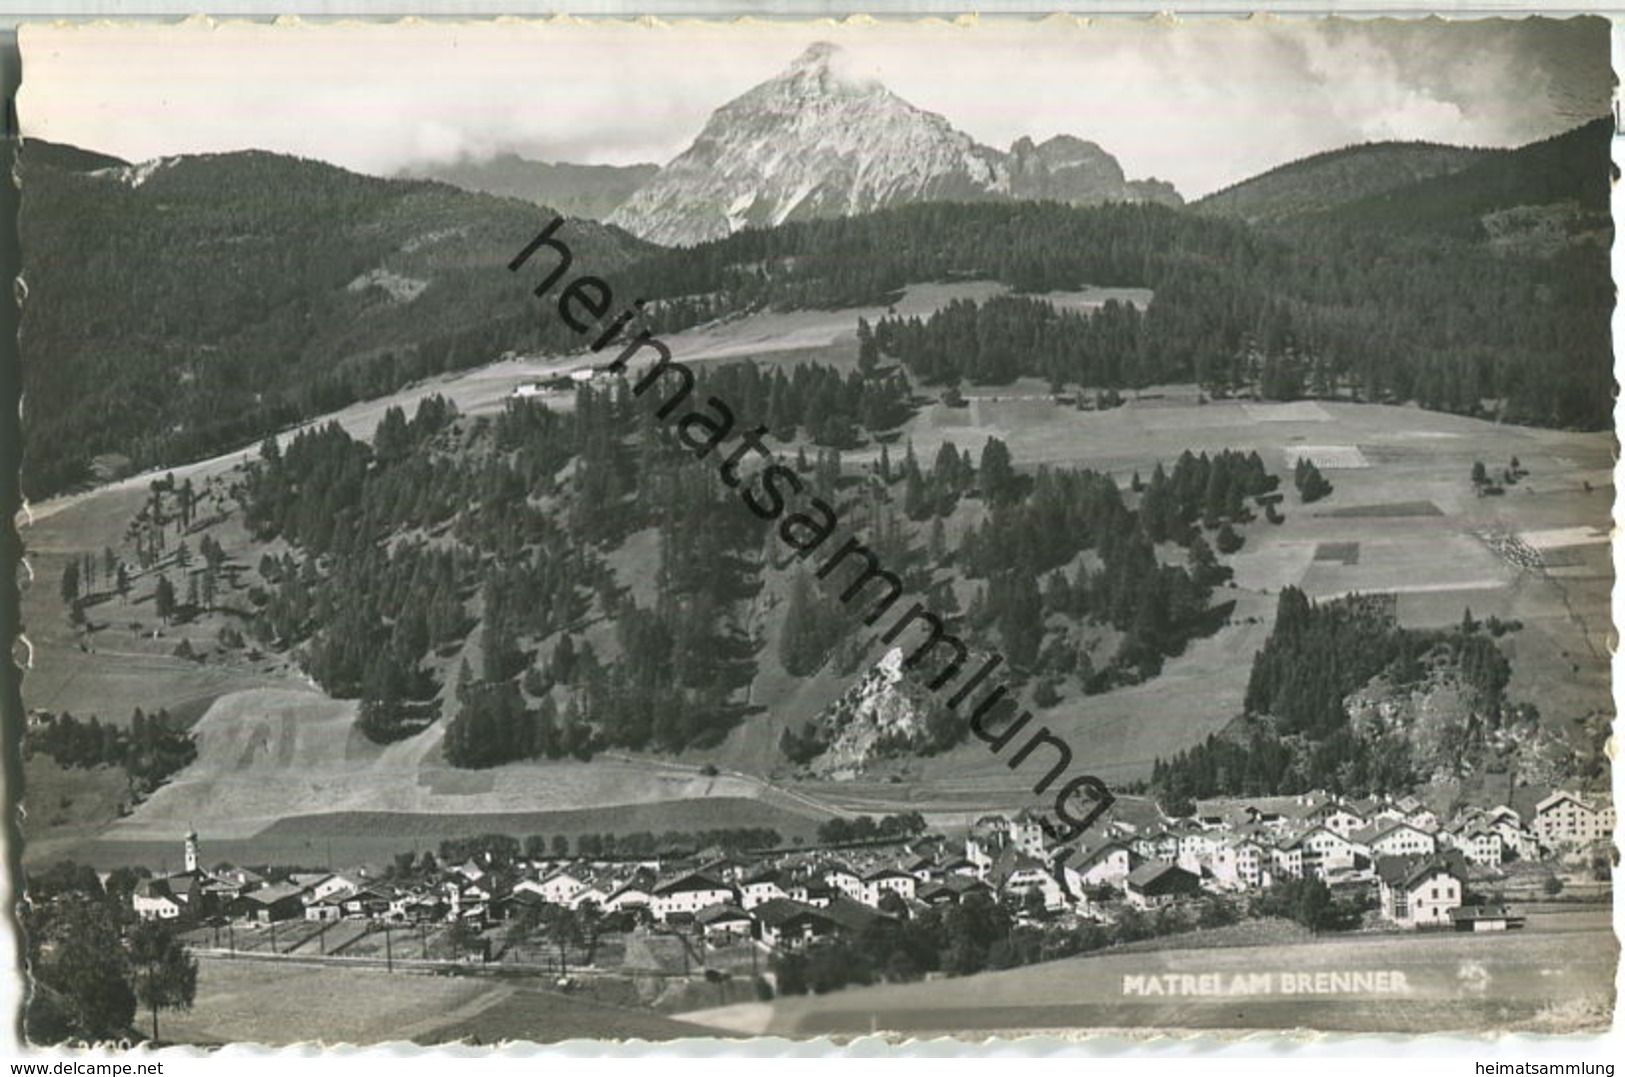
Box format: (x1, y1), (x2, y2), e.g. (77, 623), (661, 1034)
(7, 13), (1618, 1047)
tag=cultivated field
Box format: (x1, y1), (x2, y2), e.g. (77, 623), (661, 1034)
(680, 908), (1618, 1038)
(154, 959), (717, 1046)
(55, 686), (836, 867)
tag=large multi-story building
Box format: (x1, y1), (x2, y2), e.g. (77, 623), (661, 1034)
(1531, 791), (1616, 848)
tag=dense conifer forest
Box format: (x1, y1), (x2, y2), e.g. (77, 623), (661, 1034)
(26, 709), (197, 795)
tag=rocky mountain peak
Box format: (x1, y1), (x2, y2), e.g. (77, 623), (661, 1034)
(607, 44), (1181, 247)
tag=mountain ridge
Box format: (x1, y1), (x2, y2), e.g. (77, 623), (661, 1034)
(400, 154), (659, 219)
(1194, 141), (1499, 224)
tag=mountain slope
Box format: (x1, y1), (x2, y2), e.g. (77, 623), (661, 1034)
(1313, 118), (1613, 240)
(400, 154), (659, 219)
(17, 137), (131, 174)
(1194, 142), (1497, 224)
(608, 42), (1180, 247)
(19, 144), (652, 498)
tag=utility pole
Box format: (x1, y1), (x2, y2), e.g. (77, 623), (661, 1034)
(269, 918), (278, 954)
(227, 919), (236, 959)
(385, 924), (394, 973)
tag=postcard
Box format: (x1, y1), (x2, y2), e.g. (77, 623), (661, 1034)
(11, 14), (1616, 1046)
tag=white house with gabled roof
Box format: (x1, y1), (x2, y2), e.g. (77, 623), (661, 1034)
(1352, 820), (1437, 860)
(859, 866), (917, 907)
(650, 871), (736, 922)
(532, 870), (585, 905)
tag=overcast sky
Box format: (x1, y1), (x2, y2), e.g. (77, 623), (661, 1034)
(19, 15), (1610, 198)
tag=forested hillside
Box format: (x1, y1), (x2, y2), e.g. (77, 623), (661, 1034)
(1310, 119), (1613, 238)
(621, 122), (1610, 428)
(1150, 589), (1554, 811)
(1194, 141), (1495, 224)
(22, 121), (1612, 499)
(18, 146), (651, 498)
(210, 356), (1266, 770)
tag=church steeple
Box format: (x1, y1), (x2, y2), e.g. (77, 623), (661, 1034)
(184, 829), (199, 874)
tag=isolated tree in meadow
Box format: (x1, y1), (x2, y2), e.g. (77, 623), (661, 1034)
(1471, 460), (1488, 486)
(129, 920), (198, 1043)
(154, 575), (176, 625)
(115, 563), (130, 599)
(59, 560), (80, 607)
(778, 573), (830, 677)
(1293, 458), (1334, 503)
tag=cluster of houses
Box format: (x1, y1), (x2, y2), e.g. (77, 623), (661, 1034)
(130, 788), (1612, 951)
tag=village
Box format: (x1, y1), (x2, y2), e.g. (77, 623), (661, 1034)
(117, 786), (1615, 988)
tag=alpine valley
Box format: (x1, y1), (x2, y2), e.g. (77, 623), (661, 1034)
(16, 38), (1613, 893)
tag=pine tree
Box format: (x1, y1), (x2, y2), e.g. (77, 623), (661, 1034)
(154, 576), (176, 625)
(857, 316), (879, 378)
(59, 560), (80, 607)
(779, 574), (828, 677)
(978, 436), (1018, 506)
